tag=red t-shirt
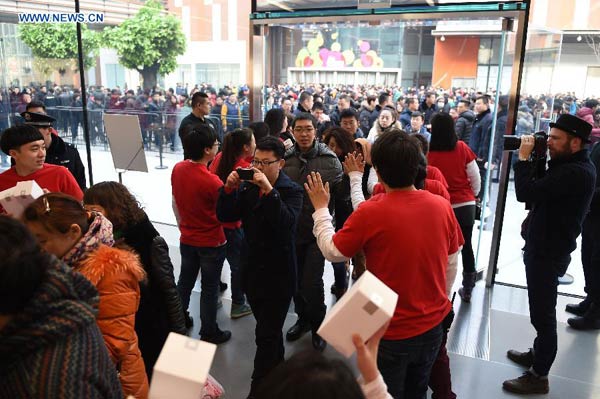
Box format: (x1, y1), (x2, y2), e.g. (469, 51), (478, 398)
(208, 154), (252, 230)
(332, 190), (460, 340)
(427, 141), (477, 204)
(0, 164), (83, 213)
(424, 179), (451, 202)
(171, 160), (226, 247)
(426, 165), (448, 188)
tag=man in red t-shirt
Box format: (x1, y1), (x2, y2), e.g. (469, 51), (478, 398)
(171, 125), (230, 345)
(0, 125), (83, 215)
(305, 130), (461, 398)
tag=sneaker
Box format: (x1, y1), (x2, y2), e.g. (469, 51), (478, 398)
(231, 303), (253, 319)
(201, 328), (232, 345)
(506, 348), (534, 368)
(502, 371), (549, 394)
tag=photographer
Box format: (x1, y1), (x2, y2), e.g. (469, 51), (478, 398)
(216, 136), (303, 398)
(503, 114), (596, 394)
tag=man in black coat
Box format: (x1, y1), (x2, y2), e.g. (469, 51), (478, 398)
(503, 114), (596, 394)
(455, 99), (475, 143)
(178, 92), (220, 159)
(21, 106), (87, 191)
(566, 141), (600, 330)
(217, 136), (303, 399)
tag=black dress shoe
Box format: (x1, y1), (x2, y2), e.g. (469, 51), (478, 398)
(506, 348), (534, 368)
(312, 333), (327, 352)
(565, 297), (591, 316)
(568, 303), (600, 330)
(201, 328), (232, 345)
(286, 320), (311, 342)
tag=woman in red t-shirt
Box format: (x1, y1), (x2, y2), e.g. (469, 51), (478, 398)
(211, 128), (255, 319)
(428, 113), (481, 302)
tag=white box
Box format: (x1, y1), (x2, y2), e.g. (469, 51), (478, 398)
(149, 333), (217, 399)
(317, 270), (398, 358)
(0, 180), (43, 218)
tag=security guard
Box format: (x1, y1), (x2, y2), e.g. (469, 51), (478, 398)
(21, 110), (86, 191)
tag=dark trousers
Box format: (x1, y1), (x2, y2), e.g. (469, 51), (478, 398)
(247, 295), (292, 394)
(453, 205), (476, 273)
(332, 261), (348, 290)
(293, 240), (326, 331)
(177, 243), (226, 337)
(224, 227), (245, 305)
(428, 331), (456, 399)
(377, 323), (443, 399)
(582, 213), (600, 303)
(524, 251), (561, 376)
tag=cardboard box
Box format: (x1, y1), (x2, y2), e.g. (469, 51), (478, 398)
(317, 270), (398, 358)
(149, 333), (217, 399)
(0, 180), (43, 218)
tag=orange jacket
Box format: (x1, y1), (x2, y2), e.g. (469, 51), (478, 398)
(76, 244), (149, 399)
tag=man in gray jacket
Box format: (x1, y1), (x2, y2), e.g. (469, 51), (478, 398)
(283, 112), (343, 352)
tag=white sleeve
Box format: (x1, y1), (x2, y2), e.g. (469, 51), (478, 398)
(312, 208), (351, 263)
(172, 195), (181, 226)
(367, 167), (378, 195)
(446, 250), (460, 296)
(358, 374), (393, 399)
(466, 160), (481, 196)
(349, 171), (366, 211)
(367, 126), (378, 143)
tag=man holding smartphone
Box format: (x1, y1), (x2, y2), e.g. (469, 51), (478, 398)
(217, 137), (303, 398)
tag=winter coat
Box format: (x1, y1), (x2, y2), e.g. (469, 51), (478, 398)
(118, 214), (187, 381)
(283, 141), (343, 243)
(469, 108), (494, 159)
(217, 171), (303, 299)
(516, 110), (534, 137)
(515, 149), (596, 272)
(479, 109), (506, 165)
(419, 101), (438, 124)
(399, 109), (413, 130)
(455, 110), (475, 143)
(577, 107), (600, 143)
(46, 133), (87, 191)
(359, 105), (377, 132)
(0, 259), (122, 399)
(63, 213), (149, 399)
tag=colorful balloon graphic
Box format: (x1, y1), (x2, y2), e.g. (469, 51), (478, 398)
(360, 41), (370, 53)
(342, 49), (355, 66)
(319, 48), (330, 61)
(331, 42), (341, 52)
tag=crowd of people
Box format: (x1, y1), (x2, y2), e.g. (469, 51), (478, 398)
(0, 81), (599, 399)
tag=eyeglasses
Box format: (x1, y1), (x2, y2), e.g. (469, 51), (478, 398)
(293, 126), (315, 134)
(251, 159), (280, 167)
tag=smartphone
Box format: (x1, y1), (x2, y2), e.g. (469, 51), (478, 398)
(236, 167), (255, 180)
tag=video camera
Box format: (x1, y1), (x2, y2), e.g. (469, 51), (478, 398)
(503, 131), (548, 160)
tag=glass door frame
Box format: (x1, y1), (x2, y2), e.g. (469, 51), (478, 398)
(248, 1), (532, 287)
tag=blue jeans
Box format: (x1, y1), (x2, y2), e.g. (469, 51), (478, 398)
(224, 227), (246, 305)
(377, 322), (443, 399)
(177, 243), (226, 337)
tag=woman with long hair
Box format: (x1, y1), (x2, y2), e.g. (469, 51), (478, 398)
(23, 193), (149, 399)
(264, 108), (294, 150)
(83, 182), (187, 382)
(367, 106), (402, 142)
(209, 128), (255, 319)
(427, 112), (481, 302)
(322, 127), (356, 299)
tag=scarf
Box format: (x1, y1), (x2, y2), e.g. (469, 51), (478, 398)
(62, 212), (115, 267)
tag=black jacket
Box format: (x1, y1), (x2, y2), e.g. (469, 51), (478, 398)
(217, 172), (303, 299)
(479, 109), (506, 165)
(46, 134), (86, 191)
(515, 150), (596, 269)
(419, 101), (438, 124)
(118, 214), (187, 379)
(469, 108), (493, 159)
(455, 110), (475, 143)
